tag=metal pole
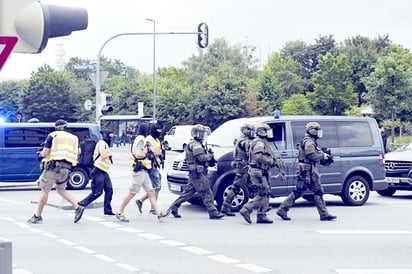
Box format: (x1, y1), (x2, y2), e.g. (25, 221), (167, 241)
(146, 18), (156, 120)
(94, 30), (200, 124)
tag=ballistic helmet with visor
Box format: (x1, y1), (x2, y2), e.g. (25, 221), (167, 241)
(256, 123), (270, 137)
(55, 119), (68, 130)
(305, 122), (323, 138)
(240, 123), (255, 137)
(191, 124), (207, 140)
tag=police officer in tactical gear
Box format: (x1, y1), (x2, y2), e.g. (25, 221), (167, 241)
(239, 123), (283, 224)
(276, 122), (337, 221)
(28, 119), (85, 224)
(78, 129), (115, 215)
(168, 124), (225, 219)
(221, 123), (255, 216)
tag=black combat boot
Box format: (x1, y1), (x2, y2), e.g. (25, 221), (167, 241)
(276, 209), (291, 221)
(209, 212), (225, 219)
(320, 214), (337, 221)
(239, 207), (252, 224)
(256, 214), (273, 224)
(221, 207), (236, 217)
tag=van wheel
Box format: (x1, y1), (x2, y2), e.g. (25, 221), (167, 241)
(341, 175), (370, 206)
(188, 197), (203, 205)
(216, 180), (249, 212)
(302, 195), (314, 202)
(376, 189), (396, 197)
(67, 167), (89, 190)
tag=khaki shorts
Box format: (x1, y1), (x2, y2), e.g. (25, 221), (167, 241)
(38, 168), (69, 192)
(129, 170), (153, 194)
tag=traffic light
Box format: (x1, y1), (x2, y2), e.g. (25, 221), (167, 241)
(197, 23), (208, 49)
(0, 0), (88, 53)
(101, 93), (113, 115)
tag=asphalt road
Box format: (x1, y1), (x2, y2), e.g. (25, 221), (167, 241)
(1, 146), (412, 274)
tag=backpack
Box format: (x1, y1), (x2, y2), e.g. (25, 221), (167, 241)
(78, 138), (97, 167)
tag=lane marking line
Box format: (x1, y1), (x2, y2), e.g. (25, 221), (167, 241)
(236, 263), (273, 273)
(94, 254), (116, 263)
(159, 239), (186, 247)
(208, 254), (241, 264)
(181, 246), (213, 255)
(116, 263), (140, 272)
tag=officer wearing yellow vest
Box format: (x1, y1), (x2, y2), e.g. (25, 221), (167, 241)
(136, 123), (164, 215)
(28, 119), (85, 224)
(78, 129), (115, 215)
(115, 123), (169, 222)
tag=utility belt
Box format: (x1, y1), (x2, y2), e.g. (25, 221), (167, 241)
(132, 160), (151, 172)
(232, 160), (248, 169)
(41, 160), (72, 173)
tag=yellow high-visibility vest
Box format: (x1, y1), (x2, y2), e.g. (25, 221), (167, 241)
(130, 135), (152, 170)
(43, 131), (79, 166)
(93, 140), (110, 172)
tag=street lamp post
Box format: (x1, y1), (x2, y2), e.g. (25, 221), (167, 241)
(146, 18), (156, 121)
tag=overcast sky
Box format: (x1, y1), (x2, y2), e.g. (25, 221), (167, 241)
(1, 0), (411, 80)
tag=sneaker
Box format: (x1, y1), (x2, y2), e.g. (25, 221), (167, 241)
(240, 209), (252, 224)
(148, 209), (157, 216)
(135, 200), (143, 214)
(74, 206), (85, 223)
(27, 214), (43, 224)
(221, 207), (236, 217)
(116, 213), (130, 223)
(157, 209), (171, 222)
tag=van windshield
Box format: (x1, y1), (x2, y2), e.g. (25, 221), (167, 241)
(206, 119), (248, 148)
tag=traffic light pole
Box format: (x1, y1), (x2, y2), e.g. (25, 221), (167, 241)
(95, 28), (206, 124)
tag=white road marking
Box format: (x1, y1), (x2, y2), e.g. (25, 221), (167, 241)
(116, 263), (140, 272)
(138, 232), (164, 240)
(117, 227), (144, 233)
(236, 263), (273, 273)
(43, 232), (59, 239)
(94, 254), (116, 263)
(14, 222), (30, 229)
(159, 239), (186, 247)
(209, 254), (241, 264)
(57, 239), (76, 246)
(75, 246), (96, 254)
(99, 221), (123, 228)
(318, 230), (412, 234)
(181, 246), (213, 255)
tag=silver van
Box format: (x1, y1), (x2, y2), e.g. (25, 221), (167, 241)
(0, 122), (101, 189)
(167, 115), (387, 210)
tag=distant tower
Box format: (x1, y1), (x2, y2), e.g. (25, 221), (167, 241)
(55, 41), (66, 70)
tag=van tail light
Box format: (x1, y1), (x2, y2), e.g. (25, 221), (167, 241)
(381, 153), (385, 168)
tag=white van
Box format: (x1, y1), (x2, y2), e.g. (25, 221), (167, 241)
(163, 125), (211, 151)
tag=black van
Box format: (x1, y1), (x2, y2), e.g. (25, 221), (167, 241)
(167, 116), (387, 210)
(0, 122), (101, 189)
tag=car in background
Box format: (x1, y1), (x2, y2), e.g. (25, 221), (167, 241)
(163, 125), (211, 151)
(0, 122), (101, 190)
(167, 115), (387, 211)
(380, 141), (412, 196)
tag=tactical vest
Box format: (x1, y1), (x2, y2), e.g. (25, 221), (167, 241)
(93, 140), (110, 172)
(249, 137), (275, 169)
(233, 135), (250, 164)
(298, 135), (317, 164)
(130, 135), (152, 169)
(43, 131), (78, 166)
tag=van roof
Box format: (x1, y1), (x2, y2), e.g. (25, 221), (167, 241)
(0, 122), (99, 128)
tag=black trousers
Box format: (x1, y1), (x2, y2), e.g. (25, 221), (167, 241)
(78, 168), (113, 214)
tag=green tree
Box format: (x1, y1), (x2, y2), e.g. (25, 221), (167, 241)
(21, 65), (80, 122)
(281, 94), (313, 115)
(0, 80), (27, 122)
(308, 53), (356, 115)
(363, 44), (412, 146)
(256, 52), (305, 115)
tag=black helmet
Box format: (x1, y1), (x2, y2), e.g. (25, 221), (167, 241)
(55, 119), (68, 130)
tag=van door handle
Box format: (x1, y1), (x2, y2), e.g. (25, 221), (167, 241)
(280, 152), (288, 156)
